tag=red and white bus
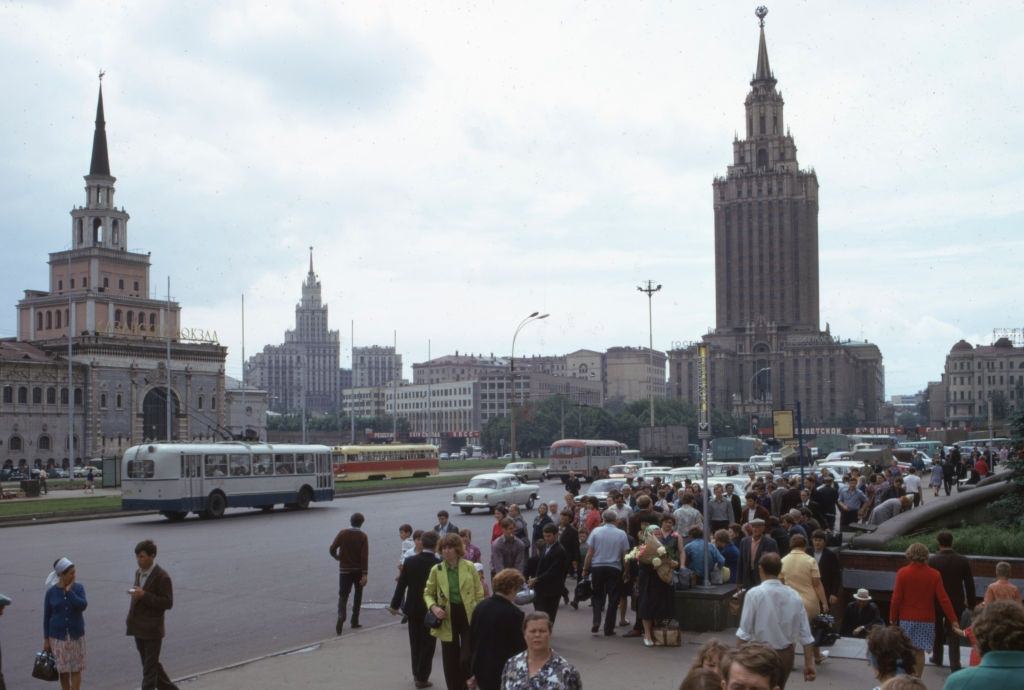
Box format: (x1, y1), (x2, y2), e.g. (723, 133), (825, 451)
(331, 444), (439, 481)
(547, 439), (627, 481)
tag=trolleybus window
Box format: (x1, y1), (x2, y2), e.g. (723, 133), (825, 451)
(126, 458), (154, 479)
(295, 453), (314, 474)
(274, 453), (294, 474)
(204, 454), (228, 477)
(229, 453), (251, 476)
(183, 454), (201, 478)
(253, 454), (272, 475)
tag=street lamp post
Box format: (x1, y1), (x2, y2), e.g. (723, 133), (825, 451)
(509, 312), (549, 460)
(748, 366), (771, 434)
(637, 281), (662, 427)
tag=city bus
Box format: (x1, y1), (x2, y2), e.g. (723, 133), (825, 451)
(331, 444), (439, 481)
(848, 434), (897, 450)
(897, 440), (943, 459)
(121, 442), (334, 521)
(547, 439), (627, 481)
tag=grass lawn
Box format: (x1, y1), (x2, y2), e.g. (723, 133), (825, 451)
(0, 495), (122, 518)
(883, 524), (1024, 558)
(439, 458), (545, 472)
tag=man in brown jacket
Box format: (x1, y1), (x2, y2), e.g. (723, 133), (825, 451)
(929, 531), (976, 671)
(330, 512), (369, 635)
(126, 539), (177, 690)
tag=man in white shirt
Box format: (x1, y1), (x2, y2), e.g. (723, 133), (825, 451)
(672, 493), (703, 535)
(608, 491), (633, 521)
(736, 552), (815, 690)
(903, 467), (923, 507)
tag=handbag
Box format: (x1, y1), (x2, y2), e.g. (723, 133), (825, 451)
(672, 567), (692, 591)
(424, 609), (443, 630)
(652, 623), (682, 647)
(729, 588), (746, 618)
(811, 613), (840, 647)
(32, 650), (59, 682)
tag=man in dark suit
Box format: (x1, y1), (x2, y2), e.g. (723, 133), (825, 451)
(126, 539), (178, 690)
(725, 482), (743, 523)
(736, 519), (779, 589)
(929, 531), (976, 671)
(530, 524), (568, 624)
(779, 477), (803, 515)
(390, 531), (441, 689)
(808, 530), (841, 609)
(468, 569), (527, 690)
(812, 475), (839, 530)
(433, 510), (459, 535)
(741, 494), (770, 524)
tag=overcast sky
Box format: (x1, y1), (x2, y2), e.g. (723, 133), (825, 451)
(2, 1), (1022, 396)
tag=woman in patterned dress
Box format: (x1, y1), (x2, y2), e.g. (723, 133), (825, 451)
(43, 557), (87, 690)
(501, 612), (581, 689)
(889, 542), (962, 676)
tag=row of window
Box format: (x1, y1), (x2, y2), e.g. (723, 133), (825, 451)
(2, 386), (82, 406)
(952, 359), (1021, 370)
(951, 374), (1020, 387)
(6, 435), (77, 452)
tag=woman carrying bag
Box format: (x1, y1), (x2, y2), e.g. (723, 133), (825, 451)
(424, 533), (485, 690)
(43, 557), (87, 690)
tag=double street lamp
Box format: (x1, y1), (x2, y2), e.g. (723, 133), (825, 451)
(637, 281), (662, 427)
(509, 311), (549, 460)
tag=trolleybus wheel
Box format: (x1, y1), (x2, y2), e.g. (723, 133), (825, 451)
(294, 486), (312, 510)
(202, 492), (226, 519)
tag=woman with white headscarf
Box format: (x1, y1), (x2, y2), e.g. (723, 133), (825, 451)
(43, 557), (88, 690)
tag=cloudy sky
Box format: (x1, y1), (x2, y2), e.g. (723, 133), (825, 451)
(1, 1), (1021, 396)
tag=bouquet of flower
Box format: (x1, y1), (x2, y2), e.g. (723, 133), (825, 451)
(637, 533), (678, 584)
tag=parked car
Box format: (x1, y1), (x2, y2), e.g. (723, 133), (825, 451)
(451, 473), (540, 514)
(439, 453), (451, 460)
(817, 460), (869, 478)
(501, 461), (547, 482)
(500, 452), (523, 460)
(580, 478), (629, 508)
(73, 465), (103, 478)
(48, 467), (69, 479)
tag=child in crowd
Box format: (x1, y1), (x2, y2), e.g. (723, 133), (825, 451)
(397, 524), (414, 574)
(460, 528), (481, 563)
(983, 561), (1022, 604)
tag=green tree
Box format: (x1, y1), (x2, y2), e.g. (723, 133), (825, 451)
(992, 406), (1024, 526)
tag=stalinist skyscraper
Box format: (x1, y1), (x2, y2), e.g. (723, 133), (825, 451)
(670, 8), (884, 429)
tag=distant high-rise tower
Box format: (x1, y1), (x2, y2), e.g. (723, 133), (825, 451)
(246, 250), (342, 413)
(713, 11), (819, 333)
(669, 8), (884, 427)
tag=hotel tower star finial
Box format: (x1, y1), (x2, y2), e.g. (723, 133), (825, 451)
(755, 6), (768, 28)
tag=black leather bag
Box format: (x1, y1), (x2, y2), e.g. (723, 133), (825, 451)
(424, 609), (443, 629)
(811, 613), (840, 647)
(32, 650), (59, 682)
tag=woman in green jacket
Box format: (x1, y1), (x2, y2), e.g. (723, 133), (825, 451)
(424, 533), (485, 690)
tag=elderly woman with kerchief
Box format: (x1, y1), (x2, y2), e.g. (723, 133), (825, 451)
(43, 557), (88, 690)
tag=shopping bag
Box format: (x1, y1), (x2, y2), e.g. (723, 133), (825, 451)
(32, 650), (59, 681)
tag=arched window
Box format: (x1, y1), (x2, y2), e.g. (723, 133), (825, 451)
(74, 388), (83, 406)
(9, 436), (22, 451)
(46, 311), (52, 329)
(39, 435), (51, 451)
(112, 220), (120, 245)
(2, 386), (11, 404)
(126, 311), (134, 328)
(55, 310), (61, 329)
(197, 395), (204, 410)
(114, 309), (122, 326)
(17, 387), (27, 404)
(37, 312), (43, 330)
(47, 387), (56, 404)
(149, 313), (156, 331)
(32, 387), (42, 404)
(61, 387), (68, 405)
(93, 218), (102, 244)
(116, 393), (123, 409)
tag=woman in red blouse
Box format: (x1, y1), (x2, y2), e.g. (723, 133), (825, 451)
(890, 542), (964, 676)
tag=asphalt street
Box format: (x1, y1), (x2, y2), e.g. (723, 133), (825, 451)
(0, 478), (569, 690)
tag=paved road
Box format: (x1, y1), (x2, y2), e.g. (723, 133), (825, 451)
(0, 478), (566, 690)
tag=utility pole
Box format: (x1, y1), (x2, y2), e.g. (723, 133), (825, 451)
(637, 280), (662, 427)
(166, 277), (172, 442)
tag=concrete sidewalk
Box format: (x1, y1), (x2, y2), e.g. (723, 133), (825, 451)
(174, 601), (962, 690)
(0, 486), (120, 502)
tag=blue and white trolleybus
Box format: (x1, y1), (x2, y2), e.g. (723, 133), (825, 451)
(121, 442), (334, 520)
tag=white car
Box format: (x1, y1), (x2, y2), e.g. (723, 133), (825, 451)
(501, 462), (547, 482)
(451, 473), (540, 514)
(607, 464), (639, 479)
(73, 465), (102, 478)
